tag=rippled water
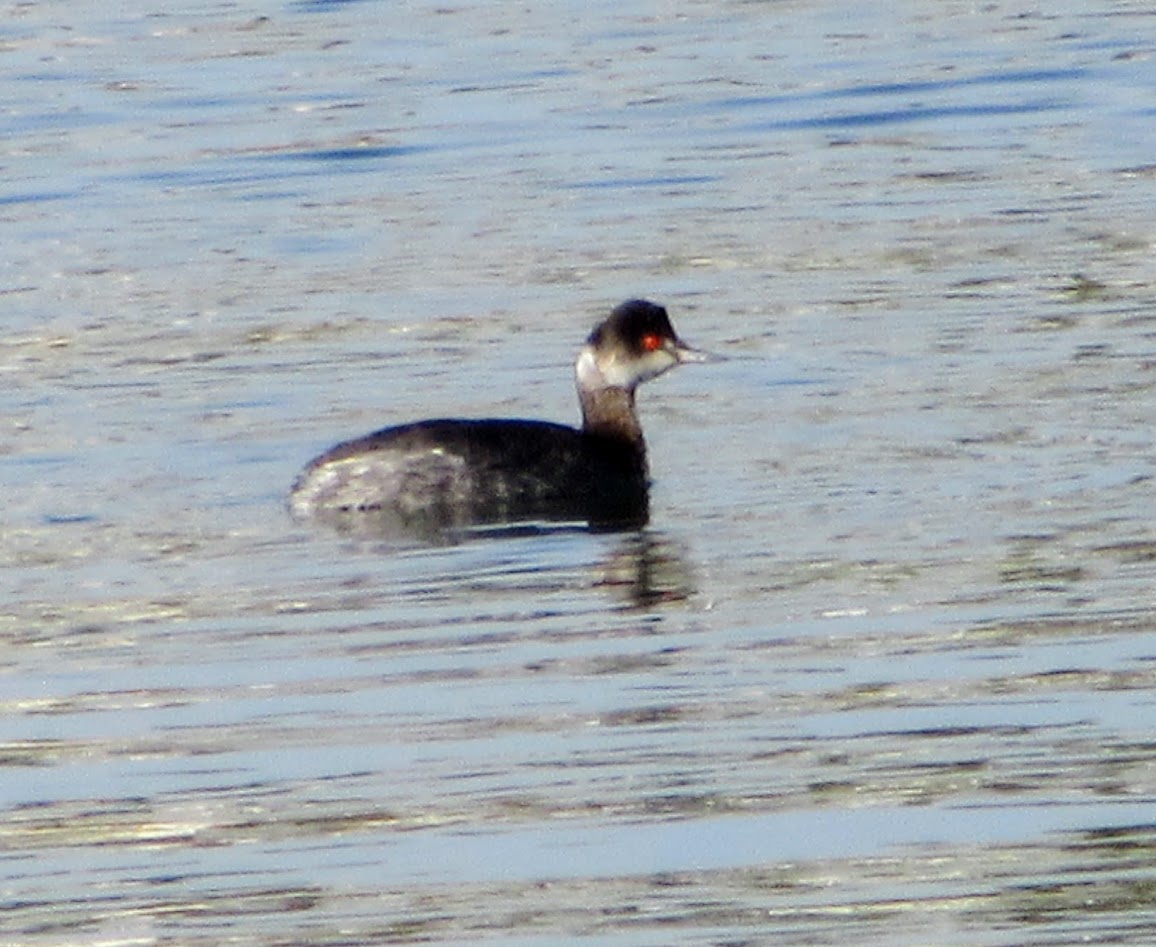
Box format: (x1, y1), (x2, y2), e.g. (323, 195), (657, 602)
(4, 1), (1156, 944)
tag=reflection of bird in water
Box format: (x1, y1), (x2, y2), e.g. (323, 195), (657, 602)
(599, 532), (695, 609)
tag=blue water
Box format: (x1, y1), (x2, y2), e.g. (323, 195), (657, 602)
(3, 2), (1156, 945)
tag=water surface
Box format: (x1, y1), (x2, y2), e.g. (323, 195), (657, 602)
(3, 1), (1156, 944)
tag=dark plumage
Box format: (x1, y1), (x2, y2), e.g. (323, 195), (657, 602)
(290, 299), (704, 531)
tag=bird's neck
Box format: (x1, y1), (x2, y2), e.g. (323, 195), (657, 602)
(575, 347), (645, 447)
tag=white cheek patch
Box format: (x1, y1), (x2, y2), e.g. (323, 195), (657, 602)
(576, 346), (613, 389)
(600, 355), (642, 389)
(635, 349), (677, 383)
(576, 344), (676, 390)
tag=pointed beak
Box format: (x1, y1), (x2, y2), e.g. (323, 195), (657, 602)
(671, 340), (714, 364)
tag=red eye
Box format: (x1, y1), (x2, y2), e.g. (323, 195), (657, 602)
(641, 333), (663, 352)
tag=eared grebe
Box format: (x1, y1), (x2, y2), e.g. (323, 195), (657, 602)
(290, 299), (705, 530)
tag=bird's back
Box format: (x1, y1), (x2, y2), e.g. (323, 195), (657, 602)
(290, 418), (649, 529)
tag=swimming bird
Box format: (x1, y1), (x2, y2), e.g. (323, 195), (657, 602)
(290, 299), (705, 530)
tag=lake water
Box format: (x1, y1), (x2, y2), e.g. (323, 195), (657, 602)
(4, 1), (1156, 944)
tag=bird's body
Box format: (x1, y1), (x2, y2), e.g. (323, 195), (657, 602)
(290, 299), (704, 531)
